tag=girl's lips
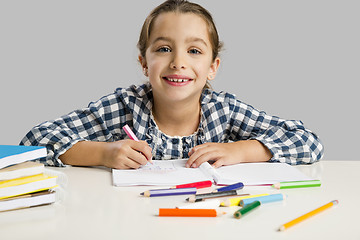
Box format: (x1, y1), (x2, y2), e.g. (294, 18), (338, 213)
(162, 75), (193, 86)
(163, 77), (192, 86)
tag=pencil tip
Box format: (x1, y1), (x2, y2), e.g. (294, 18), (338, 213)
(278, 226), (285, 231)
(187, 196), (196, 202)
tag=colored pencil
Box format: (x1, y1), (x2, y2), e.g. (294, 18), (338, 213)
(214, 182), (244, 192)
(234, 200), (261, 219)
(186, 190), (248, 203)
(171, 180), (213, 189)
(141, 187), (197, 197)
(278, 200), (339, 231)
(220, 193), (270, 207)
(159, 208), (226, 217)
(122, 124), (139, 141)
(177, 199), (221, 209)
(272, 180), (321, 189)
(239, 193), (285, 206)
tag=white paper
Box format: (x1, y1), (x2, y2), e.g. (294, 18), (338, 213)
(112, 160), (314, 186)
(112, 159), (212, 186)
(215, 162), (314, 185)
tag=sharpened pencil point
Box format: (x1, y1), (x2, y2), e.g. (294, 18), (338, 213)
(142, 191), (150, 197)
(187, 196), (196, 202)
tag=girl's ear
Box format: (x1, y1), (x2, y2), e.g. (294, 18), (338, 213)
(138, 55), (148, 77)
(207, 57), (221, 80)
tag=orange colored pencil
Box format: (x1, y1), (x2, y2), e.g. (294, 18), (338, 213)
(158, 208), (225, 217)
(278, 200), (339, 231)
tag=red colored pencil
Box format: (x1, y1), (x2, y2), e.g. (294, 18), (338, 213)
(172, 180), (212, 189)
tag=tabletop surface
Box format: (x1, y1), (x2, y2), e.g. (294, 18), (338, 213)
(1, 160), (359, 240)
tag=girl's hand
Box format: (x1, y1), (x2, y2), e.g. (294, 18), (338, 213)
(186, 140), (272, 168)
(103, 139), (152, 169)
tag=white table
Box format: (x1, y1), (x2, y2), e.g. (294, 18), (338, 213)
(1, 160), (359, 240)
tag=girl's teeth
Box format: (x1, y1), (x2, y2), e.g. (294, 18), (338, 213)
(167, 78), (189, 82)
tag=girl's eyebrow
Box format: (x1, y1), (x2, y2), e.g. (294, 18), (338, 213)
(152, 36), (172, 44)
(186, 37), (208, 47)
(152, 36), (208, 47)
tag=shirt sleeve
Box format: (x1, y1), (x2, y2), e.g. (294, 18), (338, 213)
(19, 92), (127, 167)
(229, 98), (324, 165)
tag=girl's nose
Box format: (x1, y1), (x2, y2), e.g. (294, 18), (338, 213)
(169, 53), (186, 70)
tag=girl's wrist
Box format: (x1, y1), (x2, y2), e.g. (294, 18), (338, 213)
(234, 140), (272, 163)
(101, 142), (116, 168)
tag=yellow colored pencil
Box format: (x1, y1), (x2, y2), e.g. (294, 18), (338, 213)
(220, 193), (270, 207)
(278, 200), (339, 231)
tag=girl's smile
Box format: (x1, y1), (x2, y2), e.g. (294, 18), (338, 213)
(163, 74), (193, 86)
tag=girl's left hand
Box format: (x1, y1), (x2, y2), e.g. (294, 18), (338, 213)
(186, 142), (244, 168)
(186, 140), (272, 168)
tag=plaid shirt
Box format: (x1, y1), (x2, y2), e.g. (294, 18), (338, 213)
(20, 83), (323, 166)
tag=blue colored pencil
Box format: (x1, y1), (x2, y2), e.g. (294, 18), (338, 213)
(214, 182), (244, 192)
(239, 193), (285, 206)
(141, 187), (198, 197)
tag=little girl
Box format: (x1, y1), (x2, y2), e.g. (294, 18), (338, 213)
(20, 0), (323, 169)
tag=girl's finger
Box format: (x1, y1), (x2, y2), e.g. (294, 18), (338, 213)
(189, 151), (219, 168)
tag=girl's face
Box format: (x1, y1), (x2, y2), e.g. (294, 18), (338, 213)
(140, 12), (220, 105)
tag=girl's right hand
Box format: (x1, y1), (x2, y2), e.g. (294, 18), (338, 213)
(103, 139), (153, 169)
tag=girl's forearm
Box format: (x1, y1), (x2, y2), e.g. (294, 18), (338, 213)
(59, 141), (107, 167)
(236, 140), (273, 163)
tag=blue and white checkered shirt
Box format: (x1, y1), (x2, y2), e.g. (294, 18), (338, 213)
(20, 83), (323, 166)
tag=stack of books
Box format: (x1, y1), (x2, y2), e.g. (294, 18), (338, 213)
(0, 145), (58, 212)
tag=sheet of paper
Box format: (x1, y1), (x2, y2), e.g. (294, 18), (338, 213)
(112, 159), (212, 186)
(215, 162), (314, 185)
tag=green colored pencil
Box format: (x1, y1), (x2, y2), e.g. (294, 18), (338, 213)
(233, 200), (261, 219)
(272, 180), (321, 189)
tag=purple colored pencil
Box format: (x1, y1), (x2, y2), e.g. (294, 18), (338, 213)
(141, 187), (198, 197)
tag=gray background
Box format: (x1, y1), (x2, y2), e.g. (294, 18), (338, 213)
(0, 0), (358, 160)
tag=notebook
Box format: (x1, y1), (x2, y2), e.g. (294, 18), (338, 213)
(0, 174), (58, 200)
(0, 145), (47, 169)
(112, 159), (314, 186)
(0, 190), (56, 212)
(0, 162), (44, 181)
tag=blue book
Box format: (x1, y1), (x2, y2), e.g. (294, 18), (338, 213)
(0, 145), (47, 169)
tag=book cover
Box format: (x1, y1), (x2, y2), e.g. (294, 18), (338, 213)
(0, 162), (44, 181)
(0, 174), (58, 200)
(0, 145), (47, 169)
(0, 190), (56, 212)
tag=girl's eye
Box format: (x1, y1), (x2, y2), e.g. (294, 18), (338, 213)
(189, 48), (201, 54)
(157, 47), (171, 53)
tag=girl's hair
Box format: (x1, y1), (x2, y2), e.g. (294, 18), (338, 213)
(137, 0), (223, 89)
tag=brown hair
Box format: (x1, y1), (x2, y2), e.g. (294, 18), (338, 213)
(137, 0), (223, 88)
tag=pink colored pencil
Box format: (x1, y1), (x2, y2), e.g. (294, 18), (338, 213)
(122, 124), (139, 141)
